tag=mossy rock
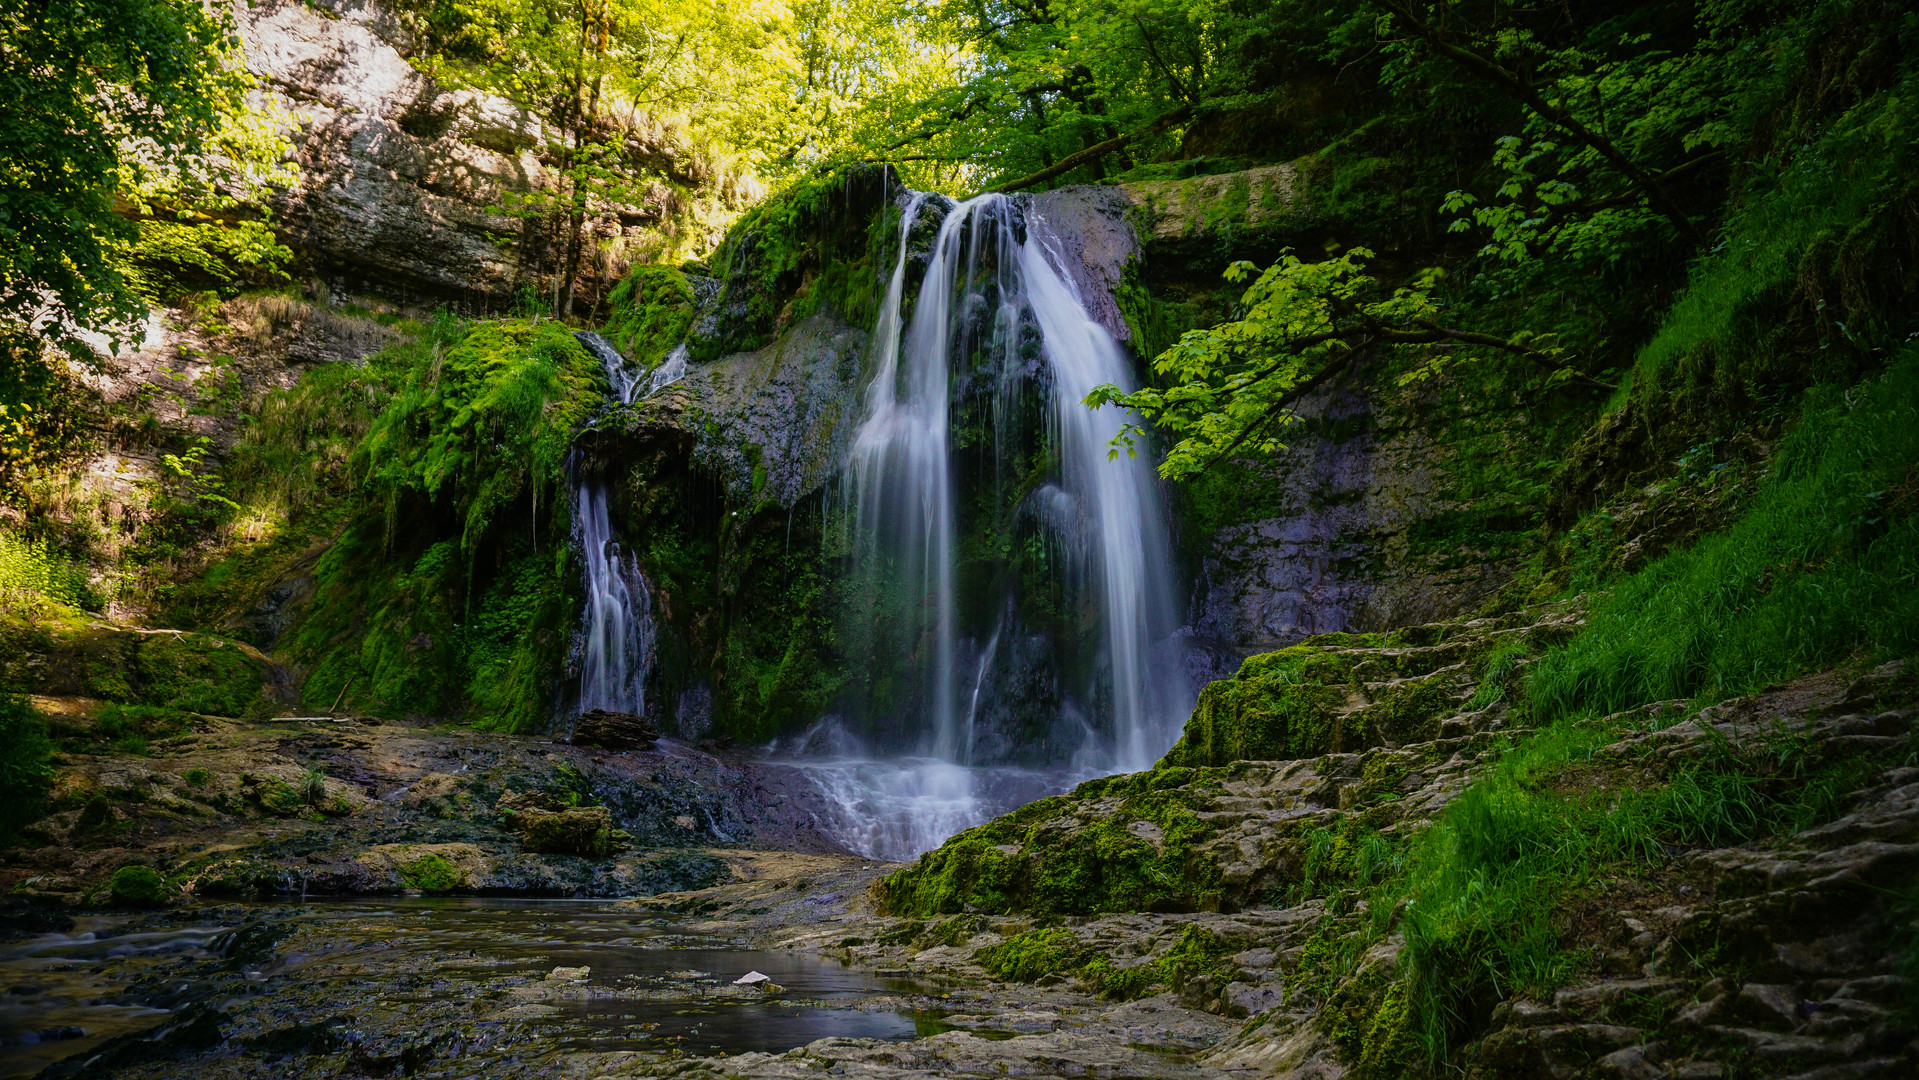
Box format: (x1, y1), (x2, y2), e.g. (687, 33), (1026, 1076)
(516, 806), (620, 858)
(401, 853), (465, 893)
(1353, 672), (1464, 747)
(108, 865), (169, 907)
(254, 778), (307, 817)
(1158, 646), (1360, 767)
(973, 926), (1090, 982)
(877, 784), (1226, 917)
(0, 614), (268, 716)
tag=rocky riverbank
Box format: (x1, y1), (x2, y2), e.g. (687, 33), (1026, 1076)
(11, 601), (1908, 1080)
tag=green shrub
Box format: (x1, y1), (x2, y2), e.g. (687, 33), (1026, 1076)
(0, 530), (96, 611)
(108, 865), (168, 907)
(182, 767), (210, 787)
(0, 691), (52, 837)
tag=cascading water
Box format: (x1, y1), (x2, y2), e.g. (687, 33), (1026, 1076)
(571, 332), (660, 716)
(810, 192), (1191, 859)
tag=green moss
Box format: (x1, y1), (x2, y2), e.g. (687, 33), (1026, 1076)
(401, 853), (464, 893)
(1353, 673), (1458, 747)
(1159, 646), (1357, 767)
(877, 782), (1226, 917)
(516, 806), (617, 858)
(272, 317), (600, 728)
(108, 865), (168, 907)
(600, 265), (695, 370)
(132, 633), (266, 716)
(254, 778), (306, 817)
(972, 927), (1089, 982)
(690, 164), (897, 361)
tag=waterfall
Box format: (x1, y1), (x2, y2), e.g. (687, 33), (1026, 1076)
(821, 190), (1190, 858)
(846, 192), (964, 759)
(573, 479), (655, 714)
(570, 332), (660, 716)
(645, 344), (688, 397)
(577, 331), (685, 403)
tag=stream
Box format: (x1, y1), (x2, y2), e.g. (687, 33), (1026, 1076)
(0, 899), (954, 1078)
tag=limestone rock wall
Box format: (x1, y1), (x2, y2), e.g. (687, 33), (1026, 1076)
(230, 0), (726, 307)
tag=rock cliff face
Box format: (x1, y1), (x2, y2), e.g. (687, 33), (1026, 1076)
(230, 0), (731, 306)
(1105, 164), (1528, 670)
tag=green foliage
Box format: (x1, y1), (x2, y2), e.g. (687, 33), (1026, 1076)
(0, 690), (52, 838)
(107, 865), (169, 907)
(0, 0), (293, 352)
(1090, 249), (1593, 480)
(358, 319), (600, 551)
(0, 528), (97, 611)
(273, 317), (599, 727)
(691, 164), (898, 360)
(1628, 61), (1919, 395)
(125, 217), (293, 303)
(601, 265), (695, 370)
(1531, 346), (1919, 719)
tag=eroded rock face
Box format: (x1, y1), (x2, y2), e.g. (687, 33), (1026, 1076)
(231, 0), (722, 305)
(1104, 162), (1536, 664)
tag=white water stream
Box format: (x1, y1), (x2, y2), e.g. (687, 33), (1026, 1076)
(824, 192), (1189, 860)
(571, 332), (662, 717)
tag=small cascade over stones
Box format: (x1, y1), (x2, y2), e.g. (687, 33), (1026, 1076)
(571, 332), (659, 717)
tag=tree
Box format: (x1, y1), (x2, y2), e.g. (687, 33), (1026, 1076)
(0, 0), (258, 351)
(1087, 249), (1611, 480)
(405, 0), (876, 314)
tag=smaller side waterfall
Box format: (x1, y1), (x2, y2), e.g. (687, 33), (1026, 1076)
(578, 332), (642, 404)
(577, 331), (686, 404)
(645, 344), (688, 396)
(570, 331), (661, 716)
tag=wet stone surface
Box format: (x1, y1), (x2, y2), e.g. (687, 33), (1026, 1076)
(0, 898), (959, 1079)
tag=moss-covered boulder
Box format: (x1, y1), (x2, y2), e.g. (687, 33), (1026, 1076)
(1159, 646), (1361, 767)
(876, 768), (1232, 916)
(881, 605), (1581, 919)
(108, 865), (169, 907)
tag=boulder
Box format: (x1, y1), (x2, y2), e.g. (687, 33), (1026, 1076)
(571, 709), (659, 750)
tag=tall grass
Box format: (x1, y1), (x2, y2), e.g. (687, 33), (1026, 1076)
(1321, 348), (1919, 1071)
(1532, 346), (1919, 719)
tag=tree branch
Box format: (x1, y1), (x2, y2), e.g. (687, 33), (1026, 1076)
(1369, 0), (1705, 246)
(982, 104), (1193, 195)
(1388, 320), (1617, 390)
(1196, 344), (1362, 474)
